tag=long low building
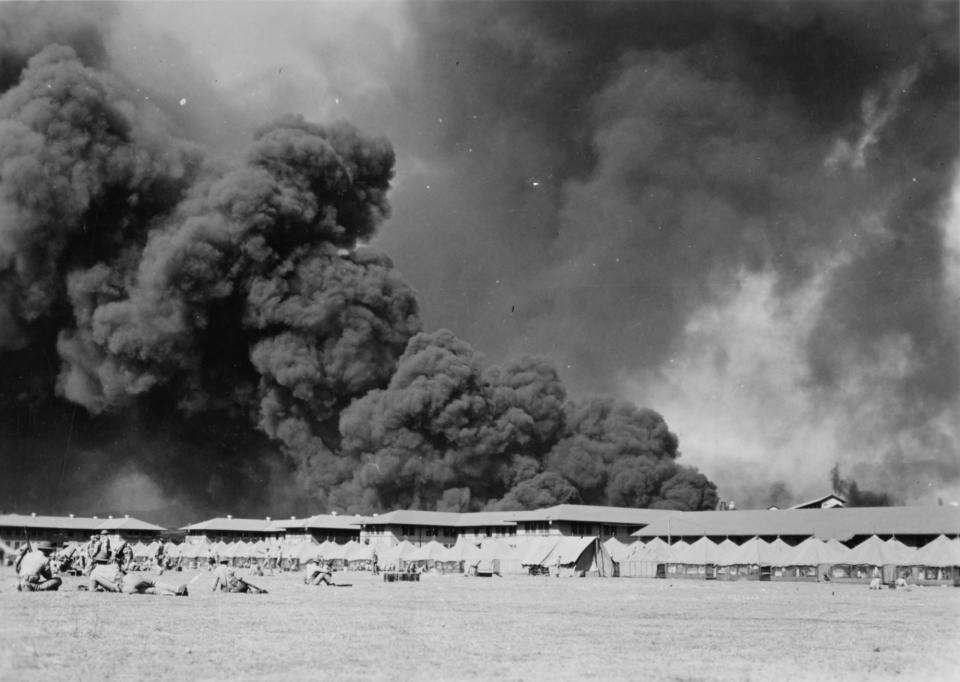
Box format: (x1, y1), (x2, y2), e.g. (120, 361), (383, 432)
(180, 516), (289, 544)
(359, 505), (673, 545)
(631, 506), (960, 547)
(0, 513), (166, 556)
(6, 504), (959, 557)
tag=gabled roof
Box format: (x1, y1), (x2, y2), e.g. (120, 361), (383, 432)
(361, 510), (464, 527)
(454, 511), (520, 527)
(631, 506), (960, 541)
(0, 513), (98, 530)
(276, 514), (363, 531)
(95, 517), (165, 532)
(790, 493), (847, 510)
(359, 505), (673, 528)
(510, 504), (674, 525)
(0, 513), (165, 532)
(180, 517), (277, 533)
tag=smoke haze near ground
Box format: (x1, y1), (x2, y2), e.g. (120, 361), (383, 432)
(0, 1), (957, 524)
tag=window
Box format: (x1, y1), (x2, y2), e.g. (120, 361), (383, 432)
(570, 522), (593, 536)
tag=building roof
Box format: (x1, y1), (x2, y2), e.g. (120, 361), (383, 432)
(789, 493), (847, 510)
(94, 516), (166, 532)
(360, 505), (674, 528)
(631, 506), (960, 541)
(0, 513), (98, 530)
(180, 517), (277, 533)
(361, 510), (464, 527)
(454, 511), (518, 528)
(276, 514), (363, 531)
(510, 504), (674, 525)
(0, 513), (165, 532)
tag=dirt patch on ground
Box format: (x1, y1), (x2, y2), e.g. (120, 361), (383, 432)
(1, 568), (958, 680)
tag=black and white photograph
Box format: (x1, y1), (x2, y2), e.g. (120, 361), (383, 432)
(1, 0), (958, 679)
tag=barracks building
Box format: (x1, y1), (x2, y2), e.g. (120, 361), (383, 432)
(3, 502), (959, 555)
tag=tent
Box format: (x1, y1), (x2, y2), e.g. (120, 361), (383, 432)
(722, 538), (791, 567)
(603, 537), (633, 564)
(912, 535), (960, 567)
(466, 540), (504, 576)
(446, 536), (476, 562)
(627, 537), (676, 562)
(179, 542), (205, 560)
(519, 536), (560, 570)
(672, 537), (722, 565)
(846, 535), (914, 567)
(541, 536), (614, 577)
(343, 542), (377, 570)
(781, 537), (851, 566)
(379, 540), (416, 570)
(409, 540), (447, 563)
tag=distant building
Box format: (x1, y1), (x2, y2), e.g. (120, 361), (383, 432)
(0, 513), (165, 556)
(631, 505), (960, 547)
(180, 516), (286, 544)
(358, 505), (673, 546)
(277, 514), (361, 544)
(789, 493), (846, 510)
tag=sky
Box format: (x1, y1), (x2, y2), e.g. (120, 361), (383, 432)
(0, 1), (958, 521)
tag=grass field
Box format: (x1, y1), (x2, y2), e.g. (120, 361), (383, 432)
(1, 567), (958, 681)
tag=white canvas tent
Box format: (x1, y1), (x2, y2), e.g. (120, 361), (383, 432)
(912, 535), (960, 567)
(541, 537), (614, 577)
(603, 537), (632, 563)
(846, 535), (914, 566)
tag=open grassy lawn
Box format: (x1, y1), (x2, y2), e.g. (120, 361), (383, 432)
(1, 568), (958, 681)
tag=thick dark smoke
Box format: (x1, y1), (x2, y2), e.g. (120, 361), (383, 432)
(830, 465), (896, 507)
(334, 329), (715, 512)
(0, 4), (716, 523)
(0, 9), (422, 523)
(375, 0), (959, 506)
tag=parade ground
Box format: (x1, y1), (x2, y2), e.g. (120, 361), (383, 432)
(1, 570), (959, 681)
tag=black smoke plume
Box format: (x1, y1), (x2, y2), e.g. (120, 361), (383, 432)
(334, 329), (716, 513)
(0, 6), (716, 523)
(830, 465), (896, 507)
(0, 28), (420, 521)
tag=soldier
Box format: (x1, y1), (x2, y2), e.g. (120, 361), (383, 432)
(87, 531), (123, 592)
(17, 541), (62, 592)
(88, 530), (111, 564)
(121, 567), (188, 596)
(212, 558), (268, 594)
(303, 559), (334, 586)
(113, 539), (134, 572)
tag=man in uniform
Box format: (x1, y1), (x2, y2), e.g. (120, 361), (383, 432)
(303, 559), (334, 586)
(212, 558), (268, 594)
(121, 566), (188, 596)
(88, 531), (123, 592)
(113, 538), (134, 572)
(17, 541), (62, 591)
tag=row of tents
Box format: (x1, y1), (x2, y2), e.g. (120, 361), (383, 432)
(116, 536), (615, 576)
(605, 534), (960, 584)
(97, 533), (960, 584)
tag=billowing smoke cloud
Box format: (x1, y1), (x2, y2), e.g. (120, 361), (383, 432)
(0, 9), (423, 522)
(830, 465), (895, 507)
(374, 0), (959, 506)
(0, 4), (716, 523)
(332, 329), (715, 512)
(2, 1), (956, 521)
